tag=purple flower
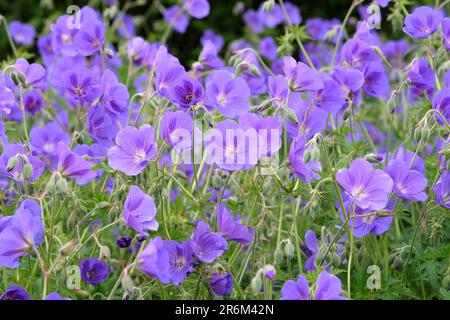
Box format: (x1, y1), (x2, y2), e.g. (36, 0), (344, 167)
(302, 230), (319, 271)
(244, 10), (265, 33)
(45, 292), (71, 300)
(315, 270), (347, 300)
(74, 20), (105, 56)
(336, 158), (393, 211)
(376, 0), (391, 7)
(204, 70), (250, 118)
(116, 236), (132, 248)
(14, 58), (46, 88)
(280, 275), (310, 300)
(86, 105), (119, 147)
(116, 14), (135, 38)
(166, 240), (194, 285)
(37, 35), (56, 64)
(155, 55), (187, 99)
(433, 171), (450, 209)
(205, 119), (257, 171)
(281, 270), (346, 300)
(259, 37), (277, 61)
(140, 237), (171, 284)
(0, 143), (45, 183)
(314, 74), (345, 114)
(340, 39), (379, 71)
(201, 29), (224, 51)
(332, 67), (364, 108)
(0, 285), (30, 300)
(288, 135), (321, 183)
(164, 5), (189, 33)
(160, 110), (193, 150)
(0, 200), (44, 268)
(363, 61), (389, 99)
(210, 273), (233, 296)
(99, 69), (129, 119)
(198, 40), (224, 70)
(343, 202), (393, 238)
(57, 142), (96, 185)
(442, 18), (450, 50)
(216, 204), (254, 244)
(261, 4), (284, 28)
(407, 58), (435, 98)
(287, 100), (327, 139)
(403, 6), (443, 39)
(63, 67), (102, 107)
(191, 221), (228, 263)
(127, 37), (150, 66)
(283, 2), (302, 25)
(23, 91), (44, 115)
(283, 57), (323, 92)
(183, 0), (210, 19)
(9, 21), (35, 45)
(79, 258), (110, 286)
(50, 15), (79, 57)
(30, 122), (70, 161)
(432, 87), (450, 126)
(171, 76), (204, 109)
(384, 160), (428, 201)
(107, 125), (157, 176)
(0, 85), (15, 115)
(123, 185), (158, 235)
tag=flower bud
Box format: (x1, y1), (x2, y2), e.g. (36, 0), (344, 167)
(250, 274), (263, 295)
(56, 178), (69, 194)
(413, 126), (421, 142)
(274, 246), (283, 265)
(420, 127), (430, 141)
(303, 149), (311, 163)
(121, 270), (135, 292)
(263, 264), (276, 280)
(262, 0), (275, 12)
(23, 162), (33, 180)
(310, 148), (320, 162)
(6, 155), (18, 172)
(95, 201), (111, 209)
(248, 64), (261, 77)
(59, 240), (78, 256)
(284, 240), (295, 259)
(0, 139), (4, 155)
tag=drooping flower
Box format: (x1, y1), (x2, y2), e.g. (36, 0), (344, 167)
(165, 240), (194, 285)
(0, 200), (44, 268)
(210, 273), (233, 296)
(283, 57), (323, 92)
(281, 270), (347, 300)
(9, 21), (35, 45)
(384, 159), (428, 201)
(0, 285), (30, 300)
(99, 69), (129, 119)
(191, 221), (228, 263)
(288, 135), (321, 183)
(407, 58), (435, 98)
(216, 204), (254, 244)
(204, 70), (250, 118)
(57, 142), (96, 185)
(14, 58), (46, 88)
(123, 185), (158, 235)
(403, 6), (443, 39)
(107, 125), (157, 176)
(442, 18), (450, 50)
(79, 258), (110, 286)
(140, 237), (171, 284)
(432, 87), (450, 126)
(336, 158), (393, 211)
(433, 171), (450, 209)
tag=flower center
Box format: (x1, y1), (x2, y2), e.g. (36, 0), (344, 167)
(217, 93), (227, 105)
(175, 256), (186, 269)
(351, 187), (365, 199)
(134, 149), (147, 162)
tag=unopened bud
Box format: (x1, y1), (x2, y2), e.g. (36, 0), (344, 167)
(262, 0), (275, 12)
(274, 247), (283, 265)
(56, 178), (69, 194)
(6, 155), (18, 172)
(303, 149), (311, 163)
(23, 162), (33, 180)
(59, 240), (78, 256)
(284, 240), (295, 259)
(250, 275), (263, 295)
